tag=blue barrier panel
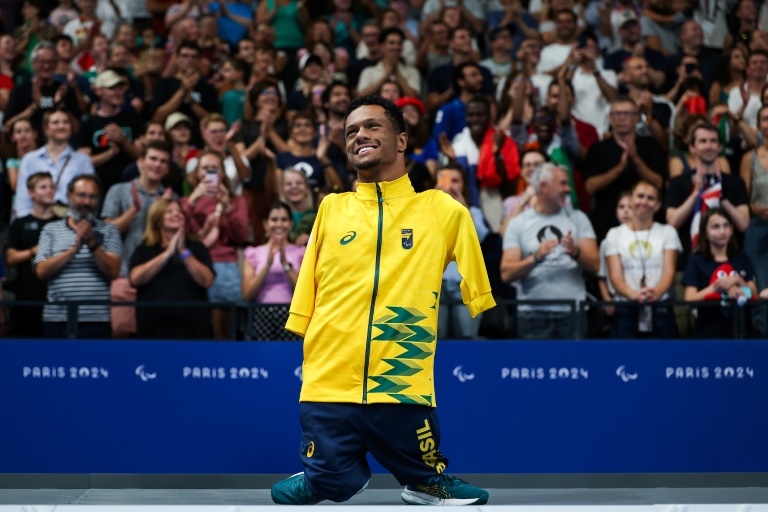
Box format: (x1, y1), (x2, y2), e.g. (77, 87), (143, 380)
(1, 339), (767, 474)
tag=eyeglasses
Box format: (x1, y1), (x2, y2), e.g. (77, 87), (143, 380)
(207, 129), (227, 135)
(293, 122), (314, 129)
(313, 89), (325, 96)
(73, 192), (99, 201)
(260, 89), (279, 96)
(610, 111), (637, 118)
(201, 167), (220, 172)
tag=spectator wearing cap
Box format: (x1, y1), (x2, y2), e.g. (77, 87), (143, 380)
(75, 70), (142, 201)
(103, 141), (175, 338)
(604, 9), (669, 90)
(164, 112), (197, 175)
(13, 108), (95, 219)
(396, 96), (438, 191)
(426, 27), (494, 112)
(4, 41), (82, 135)
(480, 26), (515, 92)
(151, 41), (219, 147)
(356, 27), (421, 98)
(286, 54), (323, 124)
(433, 62), (486, 144)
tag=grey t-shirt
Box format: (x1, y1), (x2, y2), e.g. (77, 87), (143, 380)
(640, 17), (679, 55)
(503, 207), (596, 310)
(102, 179), (171, 278)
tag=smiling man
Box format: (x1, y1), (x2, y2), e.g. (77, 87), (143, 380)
(271, 95), (495, 506)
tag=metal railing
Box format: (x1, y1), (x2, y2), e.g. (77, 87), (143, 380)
(1, 298), (766, 340)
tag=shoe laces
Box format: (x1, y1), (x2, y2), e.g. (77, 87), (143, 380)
(291, 475), (317, 500)
(420, 474), (466, 497)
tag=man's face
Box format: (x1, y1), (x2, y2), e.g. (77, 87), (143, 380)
(619, 21), (641, 45)
(555, 12), (577, 42)
(490, 29), (514, 54)
(303, 62), (322, 83)
(30, 178), (55, 206)
(465, 101), (491, 140)
(747, 54), (768, 80)
(68, 179), (100, 217)
(140, 149), (170, 182)
(625, 57), (650, 88)
(533, 109), (556, 145)
(681, 21), (704, 49)
(97, 82), (128, 108)
(545, 84), (560, 110)
(450, 29), (472, 55)
(145, 124), (166, 142)
(609, 101), (638, 135)
(751, 30), (768, 51)
(542, 168), (571, 209)
(326, 85), (350, 116)
(362, 26), (381, 51)
(56, 39), (72, 61)
(78, 0), (96, 16)
(459, 65), (484, 94)
(177, 48), (200, 72)
(33, 48), (56, 81)
(255, 49), (274, 71)
(517, 39), (541, 64)
(383, 33), (404, 60)
(692, 128), (722, 165)
(345, 104), (405, 175)
(430, 23), (449, 47)
(236, 40), (256, 64)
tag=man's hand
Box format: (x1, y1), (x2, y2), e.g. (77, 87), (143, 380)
(104, 123), (127, 146)
(226, 120), (241, 144)
(561, 229), (578, 256)
(130, 180), (142, 211)
(535, 239), (559, 261)
(438, 132), (456, 160)
(75, 220), (95, 248)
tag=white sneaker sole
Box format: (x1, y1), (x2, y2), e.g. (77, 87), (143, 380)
(401, 488), (483, 506)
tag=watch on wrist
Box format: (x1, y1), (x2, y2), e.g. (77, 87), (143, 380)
(179, 249), (192, 260)
(283, 262), (293, 272)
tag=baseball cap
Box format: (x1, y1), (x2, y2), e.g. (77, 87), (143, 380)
(395, 96), (425, 116)
(299, 54), (323, 72)
(616, 9), (639, 28)
(164, 112), (192, 131)
(93, 70), (128, 88)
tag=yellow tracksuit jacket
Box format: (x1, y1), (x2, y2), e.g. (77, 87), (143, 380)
(286, 174), (495, 406)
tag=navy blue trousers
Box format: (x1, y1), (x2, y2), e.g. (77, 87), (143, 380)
(298, 402), (448, 502)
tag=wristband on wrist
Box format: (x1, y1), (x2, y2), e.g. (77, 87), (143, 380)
(533, 252), (543, 264)
(179, 249), (192, 260)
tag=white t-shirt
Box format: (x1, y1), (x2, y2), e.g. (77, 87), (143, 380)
(537, 42), (574, 74)
(603, 222), (682, 301)
(728, 84), (761, 129)
(571, 61), (617, 138)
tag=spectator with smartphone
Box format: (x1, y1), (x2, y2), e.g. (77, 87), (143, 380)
(182, 150), (249, 339)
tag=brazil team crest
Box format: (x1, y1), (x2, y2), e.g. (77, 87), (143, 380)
(402, 229), (413, 250)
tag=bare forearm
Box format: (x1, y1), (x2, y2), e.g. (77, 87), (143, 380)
(721, 200), (750, 232)
(632, 157), (663, 188)
(6, 247), (34, 266)
(585, 165), (622, 195)
(36, 248), (78, 280)
(500, 255), (536, 283)
(105, 207), (139, 236)
(183, 256), (214, 288)
(667, 192), (698, 229)
(92, 249), (121, 280)
(242, 264), (269, 301)
(152, 89), (187, 122)
(130, 251), (171, 287)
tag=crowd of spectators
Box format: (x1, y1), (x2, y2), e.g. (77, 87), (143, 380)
(1, 0), (768, 340)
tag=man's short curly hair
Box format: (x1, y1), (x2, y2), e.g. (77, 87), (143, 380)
(344, 95), (406, 135)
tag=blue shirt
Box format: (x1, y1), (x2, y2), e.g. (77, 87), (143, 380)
(433, 98), (466, 142)
(13, 145), (95, 218)
(209, 2), (251, 46)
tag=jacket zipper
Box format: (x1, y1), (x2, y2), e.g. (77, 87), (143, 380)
(362, 183), (384, 404)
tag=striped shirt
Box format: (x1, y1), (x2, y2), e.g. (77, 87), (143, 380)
(34, 218), (122, 322)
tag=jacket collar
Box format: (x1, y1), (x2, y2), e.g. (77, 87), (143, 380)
(355, 173), (415, 202)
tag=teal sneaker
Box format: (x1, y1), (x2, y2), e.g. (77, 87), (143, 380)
(401, 474), (489, 505)
(271, 472), (324, 505)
